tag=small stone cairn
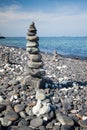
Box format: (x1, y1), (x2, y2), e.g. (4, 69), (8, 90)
(25, 22), (45, 88)
(52, 50), (58, 61)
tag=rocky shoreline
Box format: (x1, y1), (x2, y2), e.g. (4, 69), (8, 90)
(0, 45), (87, 130)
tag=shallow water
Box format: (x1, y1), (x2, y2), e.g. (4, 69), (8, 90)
(0, 36), (87, 58)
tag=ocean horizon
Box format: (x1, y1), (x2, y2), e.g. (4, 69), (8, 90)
(0, 36), (87, 59)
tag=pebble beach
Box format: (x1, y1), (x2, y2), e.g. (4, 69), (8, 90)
(0, 45), (87, 130)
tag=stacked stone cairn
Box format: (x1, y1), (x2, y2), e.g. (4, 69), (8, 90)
(52, 50), (58, 61)
(26, 22), (45, 88)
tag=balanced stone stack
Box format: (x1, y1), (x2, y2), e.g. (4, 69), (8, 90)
(26, 22), (45, 88)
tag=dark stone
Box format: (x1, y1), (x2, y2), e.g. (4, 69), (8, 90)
(0, 124), (2, 130)
(0, 104), (6, 112)
(44, 111), (55, 121)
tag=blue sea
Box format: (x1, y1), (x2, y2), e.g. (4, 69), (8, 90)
(0, 37), (87, 59)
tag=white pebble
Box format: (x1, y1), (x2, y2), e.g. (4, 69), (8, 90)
(62, 65), (67, 68)
(10, 95), (14, 102)
(58, 77), (64, 82)
(43, 117), (48, 121)
(0, 69), (4, 72)
(82, 116), (87, 120)
(13, 94), (18, 99)
(57, 66), (61, 70)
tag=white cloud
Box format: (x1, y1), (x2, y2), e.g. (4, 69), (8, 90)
(0, 4), (87, 36)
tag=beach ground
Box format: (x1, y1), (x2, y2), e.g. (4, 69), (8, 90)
(0, 45), (87, 130)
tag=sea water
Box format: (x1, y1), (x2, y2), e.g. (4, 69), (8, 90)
(0, 37), (87, 58)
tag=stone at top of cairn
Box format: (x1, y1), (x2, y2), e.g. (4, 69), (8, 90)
(26, 22), (38, 41)
(29, 22), (37, 33)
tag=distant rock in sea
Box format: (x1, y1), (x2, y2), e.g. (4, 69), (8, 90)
(0, 34), (5, 39)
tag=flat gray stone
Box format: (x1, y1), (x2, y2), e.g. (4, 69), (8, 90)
(29, 54), (42, 62)
(5, 110), (19, 121)
(7, 126), (33, 130)
(14, 104), (25, 113)
(27, 32), (36, 36)
(28, 61), (43, 69)
(30, 117), (43, 127)
(28, 77), (45, 88)
(28, 68), (45, 77)
(26, 42), (39, 47)
(18, 119), (29, 126)
(56, 112), (74, 126)
(39, 126), (46, 130)
(26, 47), (39, 54)
(26, 36), (39, 42)
(78, 119), (87, 128)
(53, 125), (60, 130)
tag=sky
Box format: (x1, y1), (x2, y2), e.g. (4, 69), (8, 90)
(0, 0), (87, 37)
